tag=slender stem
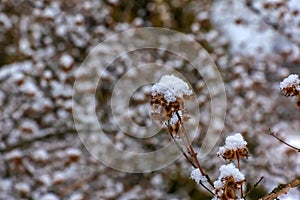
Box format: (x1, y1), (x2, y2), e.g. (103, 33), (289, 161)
(167, 125), (197, 168)
(175, 111), (214, 187)
(200, 181), (215, 196)
(236, 152), (243, 197)
(269, 130), (300, 152)
(237, 152), (240, 170)
(166, 116), (214, 195)
(244, 177), (264, 198)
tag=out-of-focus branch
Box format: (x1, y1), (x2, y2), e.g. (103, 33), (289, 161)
(259, 177), (300, 200)
(244, 176), (264, 198)
(0, 128), (76, 153)
(269, 129), (300, 152)
(245, 0), (300, 46)
(58, 170), (101, 198)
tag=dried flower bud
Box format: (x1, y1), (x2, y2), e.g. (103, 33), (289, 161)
(217, 133), (248, 161)
(221, 149), (236, 161)
(237, 147), (249, 159)
(214, 164), (245, 200)
(279, 74), (300, 97)
(151, 75), (193, 137)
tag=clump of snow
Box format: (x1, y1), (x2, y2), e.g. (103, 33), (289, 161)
(211, 0), (298, 58)
(214, 163), (245, 189)
(38, 174), (52, 186)
(5, 150), (22, 160)
(40, 193), (59, 200)
(213, 179), (223, 189)
(151, 174), (163, 186)
(151, 75), (192, 103)
(32, 149), (49, 162)
(279, 74), (300, 90)
(190, 168), (207, 184)
(59, 54), (74, 69)
(20, 120), (39, 134)
(66, 148), (81, 159)
(20, 81), (41, 97)
(169, 110), (182, 125)
(11, 72), (25, 84)
(15, 182), (30, 195)
(53, 172), (66, 184)
(69, 193), (84, 200)
(217, 133), (247, 155)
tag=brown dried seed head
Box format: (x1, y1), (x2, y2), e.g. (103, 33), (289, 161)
(237, 147), (249, 159)
(222, 149), (237, 161)
(281, 85), (299, 97)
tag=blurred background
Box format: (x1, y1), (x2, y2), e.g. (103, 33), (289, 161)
(0, 0), (299, 199)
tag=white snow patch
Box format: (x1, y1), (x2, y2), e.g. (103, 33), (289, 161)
(211, 0), (295, 57)
(40, 193), (59, 200)
(279, 74), (300, 90)
(169, 110), (182, 125)
(15, 182), (30, 194)
(33, 149), (49, 161)
(217, 163), (245, 182)
(59, 54), (74, 68)
(217, 133), (247, 155)
(190, 168), (207, 184)
(151, 75), (192, 103)
(213, 179), (223, 189)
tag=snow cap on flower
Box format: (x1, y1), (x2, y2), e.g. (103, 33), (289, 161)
(217, 133), (248, 160)
(221, 133), (247, 150)
(190, 168), (207, 184)
(151, 75), (193, 103)
(214, 163), (245, 189)
(279, 74), (300, 96)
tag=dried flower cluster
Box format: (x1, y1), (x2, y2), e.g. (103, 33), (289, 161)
(151, 75), (193, 136)
(214, 163), (245, 200)
(280, 74), (300, 108)
(280, 74), (300, 97)
(213, 133), (249, 200)
(217, 133), (249, 161)
(151, 76), (252, 200)
(1, 0), (300, 199)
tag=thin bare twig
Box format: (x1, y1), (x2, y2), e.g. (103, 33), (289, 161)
(269, 129), (300, 152)
(0, 128), (77, 153)
(58, 171), (101, 197)
(259, 177), (300, 200)
(199, 181), (215, 196)
(244, 176), (264, 198)
(167, 124), (197, 168)
(236, 153), (244, 197)
(175, 111), (214, 187)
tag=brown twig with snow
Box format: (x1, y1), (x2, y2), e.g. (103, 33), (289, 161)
(259, 177), (300, 200)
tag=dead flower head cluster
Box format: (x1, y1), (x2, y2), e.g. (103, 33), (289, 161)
(280, 74), (300, 107)
(150, 75), (193, 136)
(217, 133), (249, 162)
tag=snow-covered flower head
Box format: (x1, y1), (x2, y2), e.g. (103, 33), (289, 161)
(217, 133), (248, 161)
(151, 74), (193, 103)
(151, 75), (193, 136)
(214, 163), (245, 199)
(279, 74), (300, 97)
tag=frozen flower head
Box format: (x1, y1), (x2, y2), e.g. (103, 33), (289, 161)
(214, 163), (245, 200)
(151, 75), (193, 136)
(217, 133), (248, 161)
(279, 74), (300, 97)
(151, 75), (193, 103)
